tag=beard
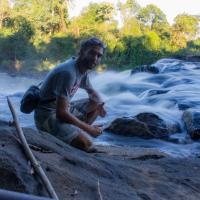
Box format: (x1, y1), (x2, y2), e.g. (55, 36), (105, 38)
(80, 57), (97, 70)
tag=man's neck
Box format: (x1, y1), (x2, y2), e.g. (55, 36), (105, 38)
(76, 58), (87, 74)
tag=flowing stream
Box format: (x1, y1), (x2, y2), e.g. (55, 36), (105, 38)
(1, 58), (200, 157)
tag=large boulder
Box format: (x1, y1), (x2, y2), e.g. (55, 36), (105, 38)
(183, 109), (200, 140)
(0, 120), (46, 196)
(105, 113), (181, 139)
(1, 119), (200, 200)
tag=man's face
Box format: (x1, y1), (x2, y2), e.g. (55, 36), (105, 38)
(80, 45), (104, 70)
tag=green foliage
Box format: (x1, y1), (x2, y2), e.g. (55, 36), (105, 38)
(120, 17), (142, 37)
(39, 34), (77, 62)
(118, 0), (141, 22)
(176, 38), (200, 57)
(12, 16), (35, 39)
(69, 2), (116, 38)
(142, 31), (161, 51)
(137, 4), (168, 34)
(0, 0), (199, 72)
(0, 0), (10, 28)
(13, 0), (69, 35)
(173, 14), (199, 40)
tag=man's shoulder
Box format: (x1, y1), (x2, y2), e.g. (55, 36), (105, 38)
(51, 57), (76, 76)
(57, 57), (76, 70)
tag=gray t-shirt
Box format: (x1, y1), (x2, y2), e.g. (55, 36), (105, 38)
(37, 57), (92, 113)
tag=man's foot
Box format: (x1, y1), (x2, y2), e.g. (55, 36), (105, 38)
(86, 146), (99, 153)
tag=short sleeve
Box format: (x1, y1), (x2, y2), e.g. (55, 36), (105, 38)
(80, 73), (93, 90)
(54, 72), (72, 100)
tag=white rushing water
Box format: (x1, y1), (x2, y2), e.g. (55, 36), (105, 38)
(1, 58), (200, 157)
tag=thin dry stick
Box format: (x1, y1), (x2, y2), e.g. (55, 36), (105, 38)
(7, 97), (59, 200)
(97, 179), (103, 200)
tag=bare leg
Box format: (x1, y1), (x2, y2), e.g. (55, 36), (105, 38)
(70, 100), (103, 152)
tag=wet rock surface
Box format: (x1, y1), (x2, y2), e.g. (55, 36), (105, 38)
(0, 120), (46, 196)
(183, 109), (200, 140)
(1, 119), (200, 200)
(106, 113), (181, 139)
(131, 65), (159, 74)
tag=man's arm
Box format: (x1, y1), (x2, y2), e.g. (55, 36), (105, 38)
(56, 96), (102, 137)
(80, 74), (106, 117)
(86, 87), (103, 103)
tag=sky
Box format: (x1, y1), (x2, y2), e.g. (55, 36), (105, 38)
(68, 0), (200, 24)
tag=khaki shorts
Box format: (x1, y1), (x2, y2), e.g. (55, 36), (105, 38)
(34, 98), (91, 144)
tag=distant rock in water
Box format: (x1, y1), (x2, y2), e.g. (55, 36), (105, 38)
(183, 109), (200, 140)
(173, 55), (200, 63)
(130, 57), (200, 75)
(106, 113), (181, 139)
(131, 65), (159, 74)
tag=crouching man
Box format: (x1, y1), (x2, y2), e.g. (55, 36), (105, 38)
(34, 37), (106, 152)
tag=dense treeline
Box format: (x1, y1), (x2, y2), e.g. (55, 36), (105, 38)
(0, 0), (199, 72)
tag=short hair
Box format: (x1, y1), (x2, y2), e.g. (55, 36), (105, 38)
(79, 37), (106, 54)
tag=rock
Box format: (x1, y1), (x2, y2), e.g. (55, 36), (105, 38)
(173, 55), (200, 62)
(0, 120), (46, 196)
(183, 109), (200, 140)
(131, 65), (159, 74)
(1, 119), (200, 200)
(105, 113), (181, 139)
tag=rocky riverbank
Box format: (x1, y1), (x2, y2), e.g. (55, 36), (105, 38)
(1, 119), (200, 200)
(0, 68), (48, 80)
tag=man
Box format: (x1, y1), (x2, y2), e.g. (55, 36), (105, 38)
(34, 37), (106, 152)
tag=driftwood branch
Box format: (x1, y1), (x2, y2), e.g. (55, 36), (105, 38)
(97, 179), (103, 200)
(7, 97), (59, 200)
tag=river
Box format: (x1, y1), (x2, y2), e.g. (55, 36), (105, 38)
(1, 58), (200, 157)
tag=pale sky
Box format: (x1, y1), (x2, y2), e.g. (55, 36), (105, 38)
(69, 0), (200, 24)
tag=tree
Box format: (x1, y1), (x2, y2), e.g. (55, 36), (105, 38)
(118, 0), (142, 37)
(173, 14), (199, 40)
(142, 31), (161, 51)
(118, 0), (141, 23)
(13, 0), (70, 35)
(0, 0), (10, 28)
(137, 4), (169, 34)
(69, 2), (116, 37)
(120, 17), (141, 37)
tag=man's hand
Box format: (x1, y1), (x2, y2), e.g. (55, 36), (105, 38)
(86, 125), (103, 137)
